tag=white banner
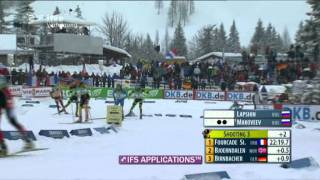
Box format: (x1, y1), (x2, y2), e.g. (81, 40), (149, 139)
(22, 87), (52, 97)
(8, 86), (23, 96)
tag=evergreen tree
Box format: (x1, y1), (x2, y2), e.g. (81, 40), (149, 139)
(270, 26), (283, 52)
(302, 0), (320, 61)
(155, 30), (159, 45)
(212, 27), (219, 51)
(170, 22), (187, 56)
(154, 0), (163, 15)
(13, 0), (35, 34)
(282, 27), (292, 51)
(217, 23), (227, 52)
(300, 19), (318, 60)
(188, 24), (216, 60)
(143, 34), (155, 61)
(198, 25), (215, 55)
(275, 33), (284, 52)
(250, 19), (265, 54)
(124, 32), (132, 51)
(0, 1), (11, 33)
(53, 6), (60, 15)
(75, 5), (82, 18)
(164, 27), (170, 52)
(295, 21), (304, 45)
(188, 35), (200, 60)
(264, 23), (273, 47)
(226, 20), (241, 52)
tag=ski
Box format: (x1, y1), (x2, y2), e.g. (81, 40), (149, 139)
(125, 112), (137, 117)
(0, 154), (30, 158)
(59, 121), (93, 124)
(12, 148), (49, 155)
(142, 114), (153, 117)
(90, 117), (106, 120)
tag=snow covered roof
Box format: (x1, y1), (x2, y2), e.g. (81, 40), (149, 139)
(194, 51), (267, 63)
(236, 81), (259, 86)
(165, 56), (187, 60)
(103, 45), (132, 58)
(30, 14), (96, 26)
(196, 52), (242, 61)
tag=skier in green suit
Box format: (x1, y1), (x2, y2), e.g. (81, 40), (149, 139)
(127, 86), (145, 119)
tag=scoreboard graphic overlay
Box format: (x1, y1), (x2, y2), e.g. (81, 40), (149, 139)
(204, 110), (292, 127)
(203, 109), (292, 164)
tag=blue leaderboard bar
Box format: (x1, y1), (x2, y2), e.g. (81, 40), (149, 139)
(203, 110), (292, 127)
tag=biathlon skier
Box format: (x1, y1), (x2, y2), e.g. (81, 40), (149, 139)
(64, 82), (80, 117)
(252, 84), (260, 110)
(76, 82), (90, 123)
(230, 101), (244, 110)
(127, 86), (145, 119)
(113, 84), (128, 120)
(50, 84), (68, 114)
(0, 75), (34, 156)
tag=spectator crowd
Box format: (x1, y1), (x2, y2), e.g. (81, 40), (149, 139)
(4, 45), (319, 91)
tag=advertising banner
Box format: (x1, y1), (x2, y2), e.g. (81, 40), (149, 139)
(63, 88), (163, 99)
(22, 87), (52, 97)
(8, 86), (23, 96)
(195, 90), (225, 101)
(283, 104), (320, 121)
(164, 90), (193, 100)
(226, 92), (255, 102)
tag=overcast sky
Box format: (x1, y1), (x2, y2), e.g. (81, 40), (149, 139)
(32, 1), (310, 47)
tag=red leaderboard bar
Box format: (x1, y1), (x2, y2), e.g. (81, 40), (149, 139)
(119, 155), (203, 165)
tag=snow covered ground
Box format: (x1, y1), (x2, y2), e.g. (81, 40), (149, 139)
(0, 98), (320, 180)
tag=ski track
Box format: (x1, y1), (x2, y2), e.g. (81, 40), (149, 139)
(0, 98), (319, 180)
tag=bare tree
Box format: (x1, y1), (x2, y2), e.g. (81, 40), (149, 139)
(99, 11), (128, 48)
(154, 0), (163, 15)
(167, 1), (179, 27)
(167, 0), (195, 27)
(188, 0), (195, 15)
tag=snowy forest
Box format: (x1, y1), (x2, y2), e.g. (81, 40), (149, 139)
(0, 0), (319, 62)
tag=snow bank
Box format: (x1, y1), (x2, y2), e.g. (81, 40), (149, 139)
(0, 99), (320, 179)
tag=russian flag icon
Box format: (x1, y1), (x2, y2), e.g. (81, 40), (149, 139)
(281, 119), (291, 126)
(258, 139), (267, 146)
(281, 111), (291, 118)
